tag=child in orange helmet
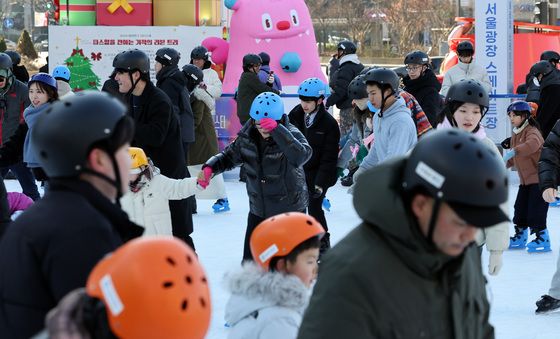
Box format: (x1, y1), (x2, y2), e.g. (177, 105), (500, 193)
(224, 212), (324, 339)
(121, 147), (203, 236)
(41, 237), (212, 339)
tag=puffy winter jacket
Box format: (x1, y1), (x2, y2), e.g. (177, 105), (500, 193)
(403, 68), (442, 126)
(297, 158), (495, 339)
(538, 119), (560, 192)
(0, 79), (29, 144)
(536, 70), (560, 139)
(326, 54), (364, 109)
(120, 172), (199, 236)
(205, 116), (311, 218)
(288, 104), (340, 189)
(0, 179), (143, 339)
(506, 122), (543, 185)
(156, 65), (195, 144)
(225, 263), (310, 339)
(440, 60), (492, 96)
(236, 71), (280, 124)
(192, 67), (222, 114)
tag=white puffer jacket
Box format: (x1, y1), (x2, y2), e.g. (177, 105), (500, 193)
(440, 60), (492, 96)
(193, 68), (222, 114)
(120, 173), (200, 236)
(224, 263), (310, 339)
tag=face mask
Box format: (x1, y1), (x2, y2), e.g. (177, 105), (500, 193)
(367, 101), (379, 114)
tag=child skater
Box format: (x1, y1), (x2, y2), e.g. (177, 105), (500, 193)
(503, 100), (550, 252)
(224, 212), (324, 339)
(120, 147), (202, 236)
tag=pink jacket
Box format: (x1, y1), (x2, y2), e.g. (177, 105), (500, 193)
(7, 192), (33, 215)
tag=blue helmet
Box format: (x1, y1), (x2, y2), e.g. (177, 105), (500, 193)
(298, 77), (329, 99)
(249, 92), (284, 121)
(507, 100), (532, 113)
(29, 72), (57, 90)
(52, 65), (71, 81)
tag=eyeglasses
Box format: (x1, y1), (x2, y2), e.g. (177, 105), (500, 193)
(405, 65), (423, 72)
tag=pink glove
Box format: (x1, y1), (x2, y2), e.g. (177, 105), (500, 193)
(197, 166), (213, 189)
(259, 118), (278, 133)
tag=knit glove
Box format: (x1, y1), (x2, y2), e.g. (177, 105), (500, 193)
(259, 118), (278, 133)
(488, 250), (503, 276)
(197, 166), (213, 189)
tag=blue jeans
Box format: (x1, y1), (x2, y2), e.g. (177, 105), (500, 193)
(1, 162), (41, 201)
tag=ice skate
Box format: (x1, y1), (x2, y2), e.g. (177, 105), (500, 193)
(527, 229), (552, 253)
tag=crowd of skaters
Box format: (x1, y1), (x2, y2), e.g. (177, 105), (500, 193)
(0, 39), (558, 338)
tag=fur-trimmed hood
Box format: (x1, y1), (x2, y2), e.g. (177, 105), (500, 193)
(224, 262), (309, 326)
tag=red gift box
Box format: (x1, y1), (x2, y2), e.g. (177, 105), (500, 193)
(96, 0), (152, 26)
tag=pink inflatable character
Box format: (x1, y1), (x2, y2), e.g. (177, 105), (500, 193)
(203, 0), (326, 93)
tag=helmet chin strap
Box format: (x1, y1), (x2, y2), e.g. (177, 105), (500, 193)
(426, 194), (443, 245)
(127, 72), (142, 97)
(82, 152), (124, 204)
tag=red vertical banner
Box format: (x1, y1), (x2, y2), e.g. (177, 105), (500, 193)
(195, 0), (200, 26)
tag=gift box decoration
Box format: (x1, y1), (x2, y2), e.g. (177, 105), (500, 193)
(153, 0), (221, 26)
(58, 0), (97, 26)
(96, 0), (152, 26)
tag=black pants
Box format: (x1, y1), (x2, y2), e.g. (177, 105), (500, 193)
(308, 187), (328, 232)
(513, 184), (549, 231)
(169, 164), (195, 250)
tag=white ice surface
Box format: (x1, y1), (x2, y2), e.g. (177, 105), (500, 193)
(5, 169), (560, 338)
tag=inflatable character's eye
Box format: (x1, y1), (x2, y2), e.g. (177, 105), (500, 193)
(290, 9), (299, 26)
(262, 13), (273, 31)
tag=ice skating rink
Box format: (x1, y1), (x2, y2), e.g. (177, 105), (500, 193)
(7, 168), (560, 338)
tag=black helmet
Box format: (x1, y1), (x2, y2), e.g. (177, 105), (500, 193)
(190, 46), (209, 61)
(540, 50), (560, 62)
(182, 64), (204, 85)
(363, 67), (400, 93)
(531, 60), (554, 76)
(347, 74), (367, 100)
(404, 50), (429, 65)
(456, 41), (474, 56)
(4, 51), (20, 65)
(155, 47), (180, 66)
(445, 79), (489, 109)
(401, 129), (508, 228)
(243, 54), (262, 68)
(337, 41), (357, 55)
(0, 53), (12, 70)
(31, 91), (129, 178)
(112, 49), (150, 74)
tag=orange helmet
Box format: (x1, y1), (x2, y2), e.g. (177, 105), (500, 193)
(86, 237), (211, 339)
(129, 147), (149, 174)
(250, 212), (325, 270)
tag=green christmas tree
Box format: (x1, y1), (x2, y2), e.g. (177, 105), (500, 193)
(17, 30), (38, 59)
(65, 37), (100, 91)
